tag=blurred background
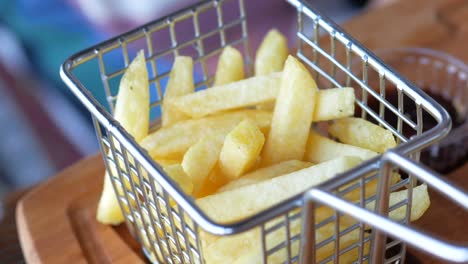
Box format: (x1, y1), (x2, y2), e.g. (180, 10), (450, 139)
(0, 0), (394, 198)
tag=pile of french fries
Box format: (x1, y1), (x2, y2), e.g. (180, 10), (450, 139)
(96, 29), (430, 263)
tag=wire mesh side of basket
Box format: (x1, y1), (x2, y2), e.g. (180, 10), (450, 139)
(59, 0), (453, 263)
(62, 1), (254, 263)
(301, 151), (468, 264)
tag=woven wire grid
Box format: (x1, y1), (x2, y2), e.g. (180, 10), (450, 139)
(95, 116), (204, 264)
(294, 3), (430, 146)
(94, 0), (250, 116)
(301, 150), (468, 264)
(60, 0), (452, 263)
(258, 165), (412, 264)
(304, 168), (412, 264)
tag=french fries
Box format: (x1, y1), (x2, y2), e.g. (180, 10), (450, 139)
(169, 72), (355, 120)
(140, 110), (271, 159)
(182, 138), (221, 196)
(153, 158), (180, 167)
(203, 184), (430, 263)
(304, 130), (378, 163)
(217, 160), (312, 192)
(97, 172), (127, 225)
(169, 72), (281, 118)
(163, 164), (193, 194)
(96, 28), (433, 264)
(219, 119), (265, 179)
(214, 46), (244, 86)
(313, 87), (355, 121)
(255, 29), (289, 110)
(196, 156), (362, 223)
(329, 117), (397, 153)
(255, 29), (288, 76)
(347, 172), (401, 202)
(97, 51), (149, 225)
(261, 56), (317, 166)
(113, 51), (150, 142)
(196, 165), (229, 198)
(370, 184), (430, 222)
(162, 56), (194, 126)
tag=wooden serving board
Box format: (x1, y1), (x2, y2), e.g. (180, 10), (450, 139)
(17, 0), (468, 263)
(16, 155), (147, 264)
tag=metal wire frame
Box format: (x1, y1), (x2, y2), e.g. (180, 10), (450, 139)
(301, 150), (468, 263)
(290, 0), (450, 148)
(298, 158), (407, 263)
(94, 0), (250, 114)
(94, 118), (204, 263)
(258, 161), (412, 264)
(60, 0), (454, 263)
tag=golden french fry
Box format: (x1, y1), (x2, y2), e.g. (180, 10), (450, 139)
(329, 117), (397, 153)
(261, 56), (317, 166)
(182, 138), (222, 196)
(217, 160), (312, 193)
(97, 51), (149, 225)
(163, 164), (193, 194)
(204, 184), (429, 263)
(162, 56), (194, 126)
(113, 51), (150, 141)
(313, 87), (355, 121)
(170, 71), (354, 120)
(219, 119), (265, 179)
(255, 29), (289, 110)
(336, 240), (371, 264)
(214, 46), (244, 86)
(347, 172), (401, 202)
(153, 158), (181, 167)
(201, 164), (400, 256)
(196, 164), (229, 198)
(169, 73), (280, 118)
(197, 156), (362, 224)
(255, 29), (288, 76)
(199, 156), (361, 253)
(140, 110), (272, 159)
(304, 130), (378, 163)
(372, 184), (430, 222)
(97, 172), (127, 225)
(97, 146), (146, 225)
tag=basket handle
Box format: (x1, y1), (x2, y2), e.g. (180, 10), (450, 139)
(300, 151), (468, 263)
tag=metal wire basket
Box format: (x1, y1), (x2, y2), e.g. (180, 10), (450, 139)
(60, 0), (467, 263)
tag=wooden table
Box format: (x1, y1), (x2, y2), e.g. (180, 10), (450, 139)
(5, 0), (468, 263)
(343, 0), (468, 62)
